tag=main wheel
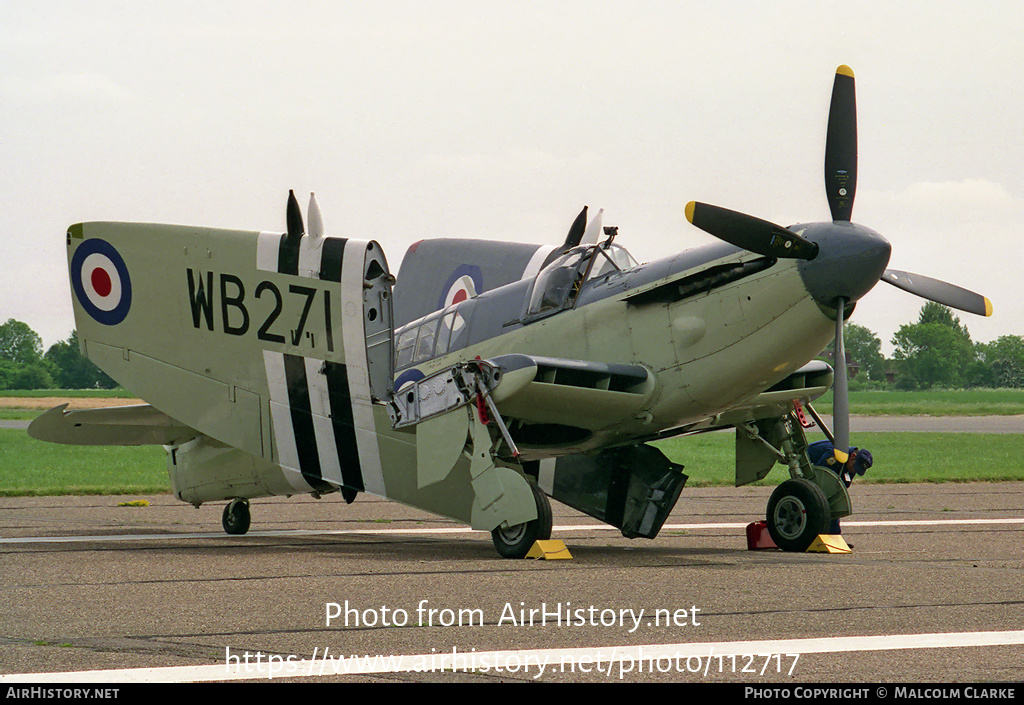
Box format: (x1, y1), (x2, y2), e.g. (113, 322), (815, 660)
(491, 479), (552, 559)
(222, 498), (251, 535)
(766, 478), (829, 552)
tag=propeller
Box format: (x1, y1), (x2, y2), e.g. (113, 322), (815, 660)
(562, 205), (589, 250)
(307, 192), (324, 239)
(831, 297), (851, 460)
(684, 65), (992, 465)
(285, 189), (304, 245)
(881, 269), (992, 317)
(685, 201), (819, 260)
(581, 208), (605, 245)
(825, 65), (857, 222)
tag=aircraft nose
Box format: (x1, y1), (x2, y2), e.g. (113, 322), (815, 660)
(796, 221), (892, 310)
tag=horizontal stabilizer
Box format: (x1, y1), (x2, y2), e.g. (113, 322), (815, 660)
(28, 403), (197, 446)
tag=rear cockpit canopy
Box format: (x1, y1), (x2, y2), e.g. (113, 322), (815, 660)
(394, 240), (638, 371)
(395, 305), (470, 370)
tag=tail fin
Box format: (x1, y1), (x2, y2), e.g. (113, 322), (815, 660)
(392, 238), (557, 325)
(64, 210), (538, 537)
(67, 220), (393, 494)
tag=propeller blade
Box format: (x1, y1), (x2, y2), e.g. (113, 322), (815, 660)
(685, 201), (819, 260)
(824, 65), (857, 222)
(562, 205), (588, 250)
(581, 208), (604, 245)
(831, 297), (851, 463)
(308, 192), (324, 239)
(286, 189), (304, 244)
(881, 269), (993, 317)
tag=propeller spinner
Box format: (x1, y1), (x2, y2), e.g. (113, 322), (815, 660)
(685, 65), (992, 461)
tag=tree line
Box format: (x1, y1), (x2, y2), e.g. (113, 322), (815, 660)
(825, 302), (1024, 390)
(0, 320), (115, 390)
(2, 304), (1022, 391)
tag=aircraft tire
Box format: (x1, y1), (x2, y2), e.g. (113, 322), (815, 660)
(490, 479), (552, 559)
(222, 498), (251, 535)
(765, 478), (829, 552)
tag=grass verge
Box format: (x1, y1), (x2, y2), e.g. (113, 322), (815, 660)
(0, 389), (137, 399)
(0, 429), (167, 496)
(2, 427), (1022, 496)
(654, 432), (1024, 486)
(816, 388), (1024, 416)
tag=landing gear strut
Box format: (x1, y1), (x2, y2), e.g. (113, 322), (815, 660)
(222, 498), (251, 535)
(491, 479), (552, 559)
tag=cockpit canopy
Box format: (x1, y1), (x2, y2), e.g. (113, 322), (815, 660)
(526, 242), (638, 319)
(394, 241), (639, 370)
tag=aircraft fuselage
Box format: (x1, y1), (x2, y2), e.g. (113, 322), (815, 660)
(394, 241), (838, 458)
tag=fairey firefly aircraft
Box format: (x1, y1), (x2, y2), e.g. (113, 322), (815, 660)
(31, 66), (992, 557)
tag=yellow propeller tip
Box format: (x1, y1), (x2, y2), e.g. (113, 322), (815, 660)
(685, 201), (696, 223)
(984, 298), (994, 317)
(836, 65), (854, 78)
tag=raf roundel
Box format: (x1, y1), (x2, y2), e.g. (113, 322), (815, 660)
(71, 238), (132, 326)
(439, 264), (483, 310)
(445, 274), (477, 307)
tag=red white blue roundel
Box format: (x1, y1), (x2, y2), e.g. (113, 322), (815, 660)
(70, 238), (132, 325)
(439, 264), (483, 310)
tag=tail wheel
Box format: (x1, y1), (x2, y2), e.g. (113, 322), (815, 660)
(491, 479), (552, 559)
(766, 478), (829, 552)
(222, 498), (251, 535)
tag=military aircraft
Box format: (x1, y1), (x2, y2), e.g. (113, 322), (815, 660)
(30, 66), (991, 557)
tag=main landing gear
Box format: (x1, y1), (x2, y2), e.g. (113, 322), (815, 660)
(222, 498), (251, 535)
(739, 408), (849, 552)
(765, 478), (830, 552)
(491, 479), (552, 559)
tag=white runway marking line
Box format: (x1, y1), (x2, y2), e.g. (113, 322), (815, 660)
(2, 517), (1023, 544)
(3, 630), (1023, 683)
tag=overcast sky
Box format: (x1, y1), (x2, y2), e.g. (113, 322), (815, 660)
(2, 1), (1020, 356)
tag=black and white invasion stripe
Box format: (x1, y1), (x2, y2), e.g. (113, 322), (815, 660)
(256, 231), (386, 499)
